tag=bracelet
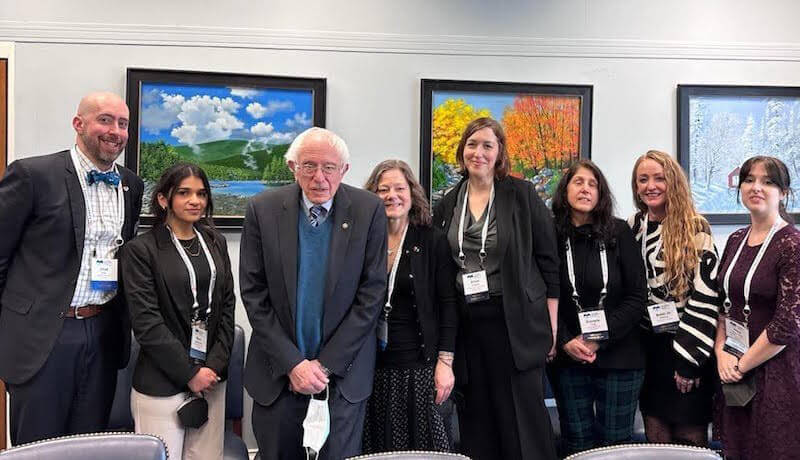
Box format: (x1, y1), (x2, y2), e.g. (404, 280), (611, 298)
(437, 357), (453, 367)
(438, 351), (454, 359)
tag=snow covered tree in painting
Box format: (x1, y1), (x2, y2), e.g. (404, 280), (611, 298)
(689, 95), (800, 214)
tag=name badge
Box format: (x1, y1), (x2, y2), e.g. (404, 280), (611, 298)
(90, 258), (118, 291)
(724, 317), (750, 358)
(648, 302), (680, 333)
(190, 320), (208, 362)
(578, 309), (609, 341)
(462, 270), (490, 303)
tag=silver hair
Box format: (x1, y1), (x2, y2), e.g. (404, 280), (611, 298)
(284, 127), (350, 165)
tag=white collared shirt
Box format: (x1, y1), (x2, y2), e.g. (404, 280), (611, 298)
(69, 145), (124, 307)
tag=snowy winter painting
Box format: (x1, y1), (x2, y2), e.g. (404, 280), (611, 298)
(126, 69), (325, 227)
(679, 85), (800, 224)
(420, 80), (592, 207)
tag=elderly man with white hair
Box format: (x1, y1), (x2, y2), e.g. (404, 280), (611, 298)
(240, 127), (387, 459)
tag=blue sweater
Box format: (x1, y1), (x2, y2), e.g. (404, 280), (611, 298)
(296, 211), (333, 359)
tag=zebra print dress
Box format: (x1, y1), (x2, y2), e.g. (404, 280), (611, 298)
(628, 213), (722, 424)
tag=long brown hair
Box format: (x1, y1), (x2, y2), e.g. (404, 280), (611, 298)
(364, 159), (432, 227)
(631, 150), (709, 299)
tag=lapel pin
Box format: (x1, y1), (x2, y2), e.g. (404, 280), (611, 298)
(413, 246), (420, 253)
(342, 222), (349, 229)
(123, 186), (129, 192)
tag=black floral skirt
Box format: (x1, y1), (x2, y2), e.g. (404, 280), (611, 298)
(362, 364), (450, 453)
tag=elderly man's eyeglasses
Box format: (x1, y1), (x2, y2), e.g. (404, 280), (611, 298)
(296, 162), (342, 177)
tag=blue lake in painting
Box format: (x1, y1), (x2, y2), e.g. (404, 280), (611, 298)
(210, 180), (286, 197)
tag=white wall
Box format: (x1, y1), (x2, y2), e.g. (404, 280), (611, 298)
(4, 0), (800, 450)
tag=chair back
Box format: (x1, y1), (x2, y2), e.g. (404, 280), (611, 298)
(564, 443), (722, 459)
(0, 433), (167, 460)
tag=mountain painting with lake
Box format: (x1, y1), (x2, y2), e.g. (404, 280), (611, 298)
(136, 82), (315, 218)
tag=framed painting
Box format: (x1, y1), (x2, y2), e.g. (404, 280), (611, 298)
(420, 79), (592, 207)
(126, 68), (326, 228)
(678, 85), (800, 225)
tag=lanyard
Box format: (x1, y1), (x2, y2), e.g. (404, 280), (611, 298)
(168, 225), (217, 319)
(565, 237), (608, 312)
(384, 223), (409, 318)
(70, 146), (126, 250)
(722, 220), (782, 323)
(458, 182), (495, 269)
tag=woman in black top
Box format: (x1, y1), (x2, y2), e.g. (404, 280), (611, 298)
(361, 159), (458, 453)
(120, 163), (235, 460)
(548, 160), (647, 456)
(432, 118), (560, 460)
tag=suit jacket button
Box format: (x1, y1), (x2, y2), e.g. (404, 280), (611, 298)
(409, 274), (414, 279)
(58, 311), (64, 318)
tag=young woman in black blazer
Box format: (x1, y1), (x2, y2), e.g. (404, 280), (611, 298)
(432, 118), (560, 460)
(361, 160), (458, 453)
(120, 163), (235, 460)
(548, 160), (647, 456)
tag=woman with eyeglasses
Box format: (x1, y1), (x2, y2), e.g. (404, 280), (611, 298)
(714, 156), (800, 460)
(361, 159), (458, 453)
(121, 163), (235, 460)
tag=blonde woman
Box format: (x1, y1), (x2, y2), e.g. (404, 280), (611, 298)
(628, 150), (721, 446)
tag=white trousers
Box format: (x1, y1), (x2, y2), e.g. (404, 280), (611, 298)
(131, 381), (226, 460)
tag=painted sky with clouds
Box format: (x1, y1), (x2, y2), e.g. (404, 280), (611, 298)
(139, 83), (314, 146)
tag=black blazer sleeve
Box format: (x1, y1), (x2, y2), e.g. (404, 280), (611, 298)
(239, 199), (306, 377)
(0, 161), (34, 298)
(120, 238), (200, 387)
(434, 229), (458, 353)
(527, 184), (560, 299)
(204, 232), (236, 377)
(605, 221), (648, 345)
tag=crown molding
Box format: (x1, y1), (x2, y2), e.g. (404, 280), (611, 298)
(2, 20), (800, 61)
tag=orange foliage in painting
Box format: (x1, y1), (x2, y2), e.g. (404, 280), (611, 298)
(502, 95), (581, 171)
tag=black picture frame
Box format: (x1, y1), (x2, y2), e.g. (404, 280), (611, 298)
(420, 79), (592, 206)
(678, 84), (800, 225)
(126, 68), (326, 229)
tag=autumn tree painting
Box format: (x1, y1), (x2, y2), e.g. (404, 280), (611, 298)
(502, 95), (581, 174)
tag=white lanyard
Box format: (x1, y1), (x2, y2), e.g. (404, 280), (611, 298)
(565, 237), (608, 312)
(458, 182), (495, 269)
(384, 223), (409, 317)
(70, 146), (126, 249)
(168, 226), (217, 319)
(722, 220), (782, 322)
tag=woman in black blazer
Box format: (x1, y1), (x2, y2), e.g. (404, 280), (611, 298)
(432, 118), (560, 460)
(361, 159), (458, 453)
(120, 163), (235, 460)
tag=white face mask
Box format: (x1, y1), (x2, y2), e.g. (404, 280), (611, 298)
(302, 386), (330, 455)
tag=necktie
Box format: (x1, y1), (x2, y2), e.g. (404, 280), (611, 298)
(309, 205), (327, 227)
(87, 170), (121, 186)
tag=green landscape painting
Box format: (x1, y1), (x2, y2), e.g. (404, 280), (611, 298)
(135, 81), (317, 219)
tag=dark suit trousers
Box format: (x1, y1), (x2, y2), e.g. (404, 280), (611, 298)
(252, 381), (367, 460)
(8, 311), (118, 445)
(458, 296), (557, 460)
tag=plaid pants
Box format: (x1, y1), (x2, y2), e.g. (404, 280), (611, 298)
(549, 366), (644, 456)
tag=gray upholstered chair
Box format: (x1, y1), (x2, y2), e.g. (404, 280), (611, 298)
(0, 433), (167, 459)
(108, 325), (249, 460)
(564, 443), (722, 459)
(347, 452), (470, 460)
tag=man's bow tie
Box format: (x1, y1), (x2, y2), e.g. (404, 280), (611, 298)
(87, 170), (121, 186)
